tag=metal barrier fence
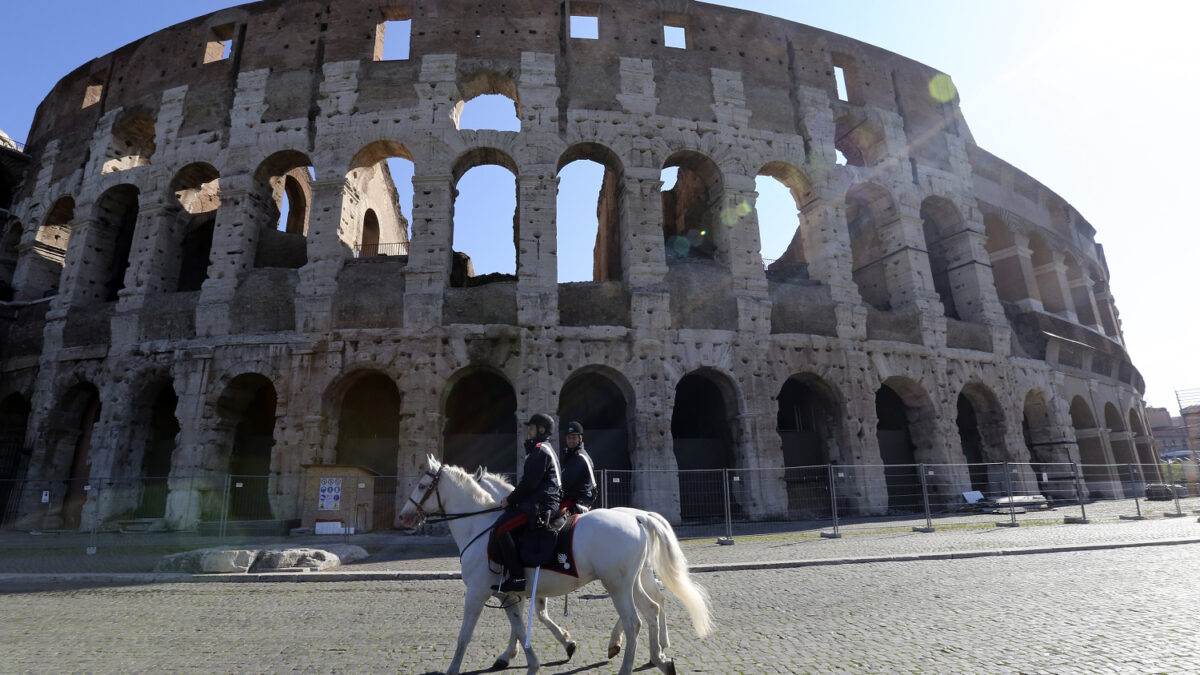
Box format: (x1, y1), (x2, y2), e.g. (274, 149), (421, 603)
(0, 461), (1195, 572)
(352, 242), (409, 258)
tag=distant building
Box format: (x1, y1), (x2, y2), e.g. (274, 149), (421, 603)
(1146, 407), (1189, 457)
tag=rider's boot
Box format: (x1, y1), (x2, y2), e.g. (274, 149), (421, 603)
(491, 531), (526, 593)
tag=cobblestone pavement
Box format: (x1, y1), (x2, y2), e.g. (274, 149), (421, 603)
(2, 545), (1198, 673)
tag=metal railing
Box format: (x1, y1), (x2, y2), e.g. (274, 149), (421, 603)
(0, 460), (1195, 572)
(352, 241), (409, 259)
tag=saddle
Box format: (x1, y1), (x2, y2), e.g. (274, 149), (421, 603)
(489, 513), (580, 578)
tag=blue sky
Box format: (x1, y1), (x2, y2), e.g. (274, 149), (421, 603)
(2, 1), (1197, 414)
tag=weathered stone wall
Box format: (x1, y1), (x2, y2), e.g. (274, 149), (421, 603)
(0, 0), (1152, 530)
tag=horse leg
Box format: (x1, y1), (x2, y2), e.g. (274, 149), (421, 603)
(501, 598), (540, 674)
(448, 588), (490, 675)
(534, 597), (577, 660)
(493, 627), (518, 672)
(633, 575), (674, 674)
(607, 618), (624, 659)
(643, 564), (670, 653)
(607, 587), (642, 675)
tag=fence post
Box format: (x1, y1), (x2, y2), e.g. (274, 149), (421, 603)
(219, 475), (231, 542)
(1120, 463), (1145, 520)
(821, 464), (841, 539)
(1064, 462), (1089, 524)
(996, 462), (1019, 528)
(1165, 469), (1186, 517)
(600, 469), (608, 510)
(913, 464), (934, 533)
(717, 469), (734, 544)
(86, 481), (99, 554)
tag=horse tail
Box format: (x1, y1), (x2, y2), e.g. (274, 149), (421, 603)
(637, 513), (713, 638)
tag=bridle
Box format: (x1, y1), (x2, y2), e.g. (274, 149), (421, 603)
(406, 465), (447, 525)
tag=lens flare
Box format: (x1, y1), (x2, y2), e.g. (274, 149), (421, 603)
(929, 73), (956, 103)
(720, 200), (752, 226)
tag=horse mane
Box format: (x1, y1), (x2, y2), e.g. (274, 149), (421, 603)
(438, 462), (499, 507)
(477, 468), (513, 495)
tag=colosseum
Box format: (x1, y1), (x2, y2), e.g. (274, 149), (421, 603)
(0, 0), (1155, 533)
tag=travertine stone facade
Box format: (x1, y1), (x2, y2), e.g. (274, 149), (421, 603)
(0, 0), (1154, 531)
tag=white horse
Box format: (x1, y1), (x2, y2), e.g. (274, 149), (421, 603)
(398, 456), (712, 675)
(473, 470), (674, 664)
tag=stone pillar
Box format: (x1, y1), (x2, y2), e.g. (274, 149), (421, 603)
(296, 178), (353, 333)
(993, 231), (1044, 312)
(936, 211), (1006, 326)
(630, 340), (679, 521)
(724, 177), (771, 334)
(403, 174), (453, 329)
(1069, 273), (1103, 332)
(801, 192), (866, 339)
(56, 216), (114, 308)
(622, 168), (671, 333)
(1034, 251), (1076, 322)
(196, 173), (262, 337)
(515, 170), (558, 327)
(118, 205), (184, 310)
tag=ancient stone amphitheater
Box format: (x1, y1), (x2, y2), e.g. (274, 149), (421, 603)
(0, 0), (1153, 532)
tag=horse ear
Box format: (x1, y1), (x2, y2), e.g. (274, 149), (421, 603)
(426, 454), (440, 471)
(472, 466), (484, 480)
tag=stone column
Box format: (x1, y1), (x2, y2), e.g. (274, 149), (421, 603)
(118, 204), (185, 310)
(801, 192), (866, 339)
(196, 173), (263, 337)
(992, 231), (1044, 312)
(629, 340), (679, 521)
(295, 178), (354, 333)
(56, 216), (114, 308)
(724, 176), (771, 334)
(1069, 273), (1103, 332)
(1034, 251), (1076, 322)
(515, 170), (558, 327)
(622, 168), (671, 334)
(402, 174), (453, 330)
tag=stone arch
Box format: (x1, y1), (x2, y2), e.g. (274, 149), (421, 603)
(758, 161), (815, 283)
(983, 211), (1030, 305)
(329, 369), (401, 529)
(920, 196), (965, 319)
(558, 364), (633, 458)
(846, 182), (900, 311)
(347, 140), (413, 258)
(450, 147), (520, 285)
(252, 150), (313, 269)
(1069, 395), (1110, 498)
(101, 107), (156, 174)
(90, 184), (140, 303)
(442, 367), (518, 474)
(834, 113), (887, 167)
(875, 376), (937, 512)
(454, 70), (521, 131)
(0, 393), (31, 528)
(556, 142), (625, 282)
(170, 162), (220, 292)
(215, 373), (277, 520)
(777, 373), (844, 518)
(671, 368), (740, 522)
(1029, 233), (1067, 314)
(1104, 401), (1138, 496)
(124, 376), (179, 519)
(51, 382), (102, 530)
(19, 197), (73, 299)
(661, 151), (723, 263)
(956, 382), (1008, 493)
(1128, 408), (1158, 472)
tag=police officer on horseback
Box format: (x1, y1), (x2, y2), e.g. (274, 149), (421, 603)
(491, 412), (562, 593)
(560, 421), (597, 514)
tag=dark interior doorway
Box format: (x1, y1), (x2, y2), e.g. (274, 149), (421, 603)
(443, 371), (517, 475)
(672, 372), (735, 523)
(876, 385), (920, 513)
(337, 372), (400, 529)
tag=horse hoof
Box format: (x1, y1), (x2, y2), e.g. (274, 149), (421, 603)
(607, 644), (621, 659)
(662, 659), (677, 675)
(490, 658), (508, 671)
(565, 641), (577, 660)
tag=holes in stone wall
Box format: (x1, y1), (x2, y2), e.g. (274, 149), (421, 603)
(93, 184), (140, 302)
(454, 70), (520, 131)
(102, 108), (157, 174)
(451, 149), (519, 285)
(204, 23), (237, 63)
(570, 14), (599, 39)
(557, 143), (623, 283)
(919, 196), (964, 320)
(661, 152), (722, 262)
(831, 53), (859, 103)
(375, 7), (413, 61)
(82, 70), (107, 109)
(834, 65), (849, 102)
(348, 142), (413, 259)
(757, 162), (814, 283)
(171, 162), (220, 292)
(253, 151), (313, 269)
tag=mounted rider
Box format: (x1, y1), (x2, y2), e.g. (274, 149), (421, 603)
(560, 421), (597, 514)
(491, 412), (562, 593)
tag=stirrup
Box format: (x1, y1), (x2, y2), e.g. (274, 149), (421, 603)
(492, 577), (526, 593)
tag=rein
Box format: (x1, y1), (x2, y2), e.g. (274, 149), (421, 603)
(408, 465), (505, 559)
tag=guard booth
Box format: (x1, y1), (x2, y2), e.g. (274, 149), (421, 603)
(301, 465), (375, 533)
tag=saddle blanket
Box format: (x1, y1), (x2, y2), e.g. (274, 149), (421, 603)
(489, 514), (580, 578)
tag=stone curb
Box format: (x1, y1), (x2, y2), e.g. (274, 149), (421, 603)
(1, 537), (1197, 586)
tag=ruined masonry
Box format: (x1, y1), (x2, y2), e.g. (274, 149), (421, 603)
(0, 0), (1153, 532)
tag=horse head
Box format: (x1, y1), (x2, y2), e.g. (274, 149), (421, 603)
(397, 455), (444, 529)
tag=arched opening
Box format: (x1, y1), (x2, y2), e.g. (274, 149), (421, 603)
(846, 183), (899, 312)
(777, 375), (841, 518)
(1069, 396), (1109, 498)
(347, 141), (413, 258)
(758, 162), (814, 283)
(454, 71), (521, 131)
(1063, 255), (1097, 327)
(217, 374), (277, 521)
(335, 371), (400, 529)
(253, 151), (313, 269)
(171, 163), (219, 292)
(920, 197), (964, 319)
(1129, 409), (1158, 478)
(92, 185), (140, 303)
(957, 394), (987, 492)
(558, 369), (632, 505)
(834, 114), (887, 167)
(957, 383), (1009, 495)
(361, 210), (380, 258)
(443, 370), (517, 474)
(23, 197), (72, 299)
(661, 152), (723, 262)
(672, 370), (736, 523)
(875, 383), (920, 512)
(557, 143), (624, 283)
(1022, 389), (1073, 499)
(101, 108), (156, 174)
(1029, 234), (1067, 315)
(58, 383), (101, 530)
(132, 383), (178, 518)
(451, 149), (519, 285)
(983, 212), (1027, 305)
(0, 394), (31, 528)
(1104, 402), (1137, 496)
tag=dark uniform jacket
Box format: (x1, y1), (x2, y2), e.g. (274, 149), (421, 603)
(507, 435), (562, 517)
(560, 443), (597, 511)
